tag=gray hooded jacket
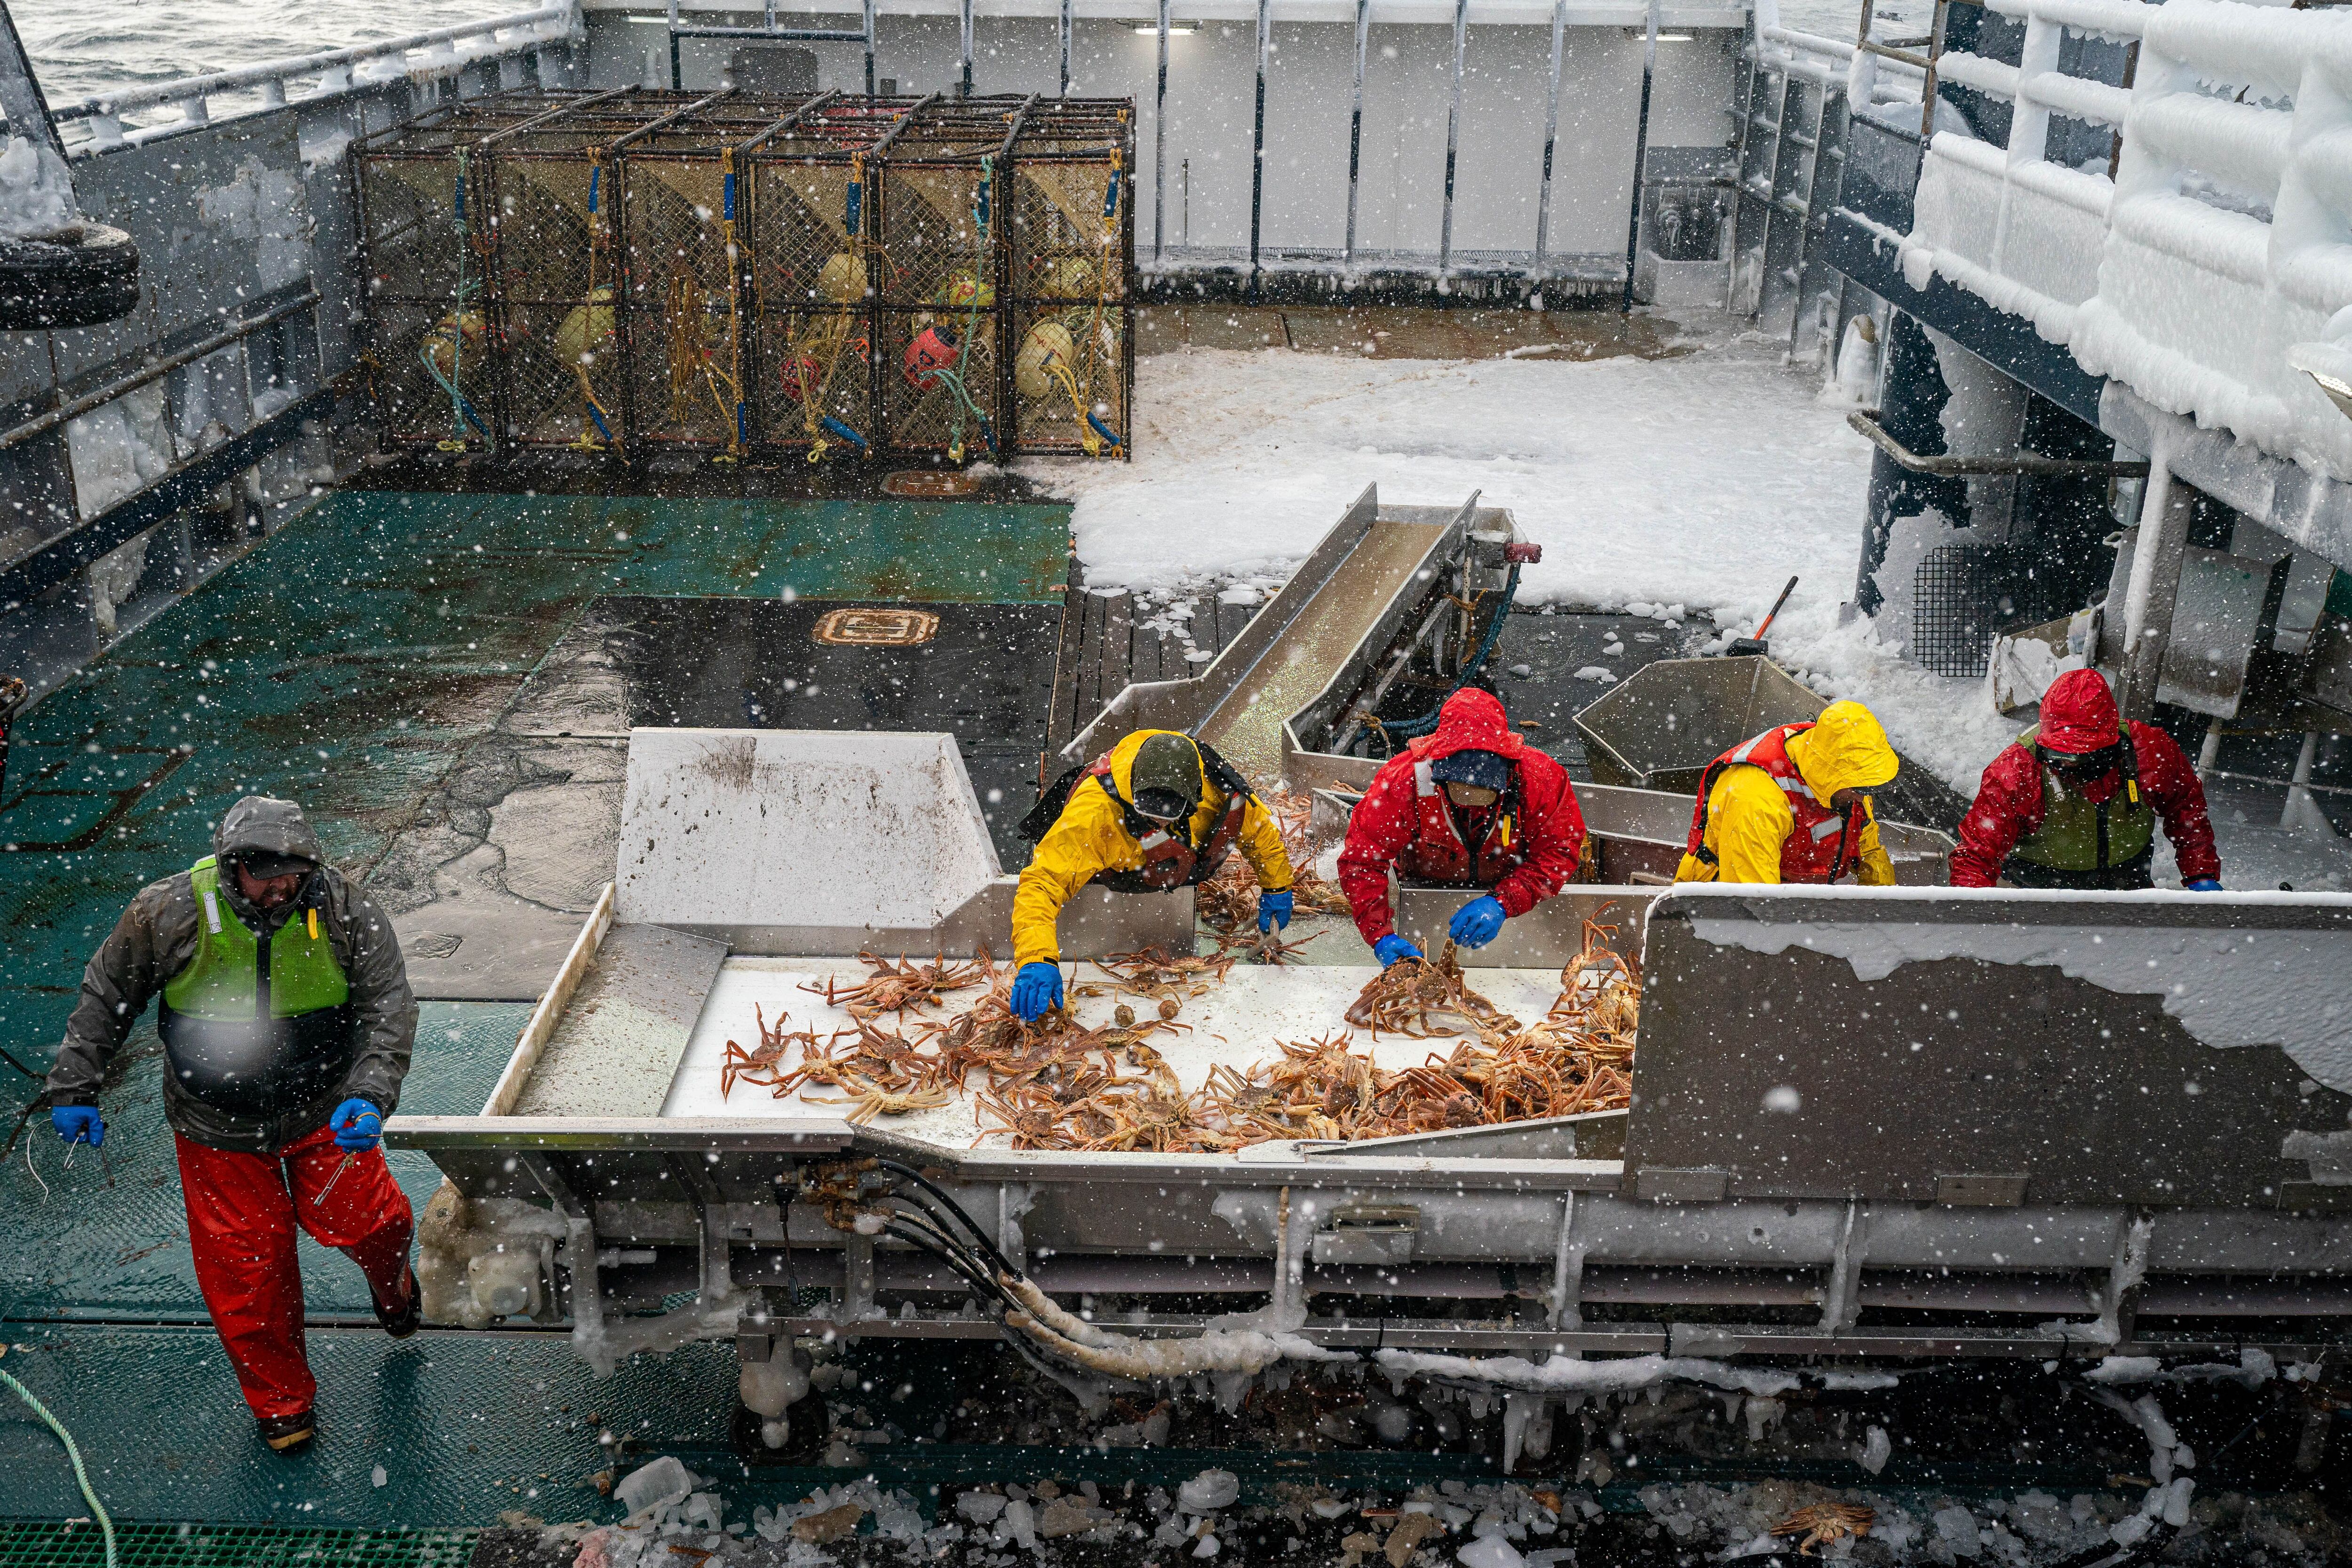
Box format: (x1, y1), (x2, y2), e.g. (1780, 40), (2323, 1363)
(46, 796), (417, 1154)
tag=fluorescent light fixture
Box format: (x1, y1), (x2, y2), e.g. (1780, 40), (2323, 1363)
(1625, 26), (1696, 37)
(1136, 22), (1199, 32)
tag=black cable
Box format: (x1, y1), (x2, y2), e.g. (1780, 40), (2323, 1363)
(0, 1046), (44, 1082)
(880, 1221), (1019, 1316)
(872, 1157), (1025, 1281)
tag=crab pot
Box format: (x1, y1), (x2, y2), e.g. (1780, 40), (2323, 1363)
(1006, 103), (1135, 459)
(356, 89), (1136, 462)
(482, 98), (717, 451)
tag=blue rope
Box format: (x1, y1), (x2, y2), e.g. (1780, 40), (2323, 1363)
(1373, 563), (1522, 751)
(0, 1364), (117, 1568)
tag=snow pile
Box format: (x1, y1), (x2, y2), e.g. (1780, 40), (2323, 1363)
(1025, 334), (2028, 793)
(0, 134), (75, 238)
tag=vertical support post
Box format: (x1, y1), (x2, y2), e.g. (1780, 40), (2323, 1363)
(1917, 0), (1950, 140)
(1060, 0), (1074, 96)
(1533, 0), (1565, 267)
(1247, 0), (1270, 301)
(766, 0), (778, 31)
(2118, 447), (2193, 722)
(1547, 1192), (1582, 1330)
(864, 0), (877, 95)
(1621, 0), (1660, 312)
(2283, 729), (2323, 832)
(1153, 0), (1170, 262)
(1991, 13), (2060, 277)
(1344, 0), (1370, 266)
(1438, 0), (1467, 276)
(667, 0), (683, 89)
(960, 0), (974, 96)
(2196, 716), (2224, 779)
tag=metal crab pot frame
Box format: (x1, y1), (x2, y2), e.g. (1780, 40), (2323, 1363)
(354, 88), (1136, 462)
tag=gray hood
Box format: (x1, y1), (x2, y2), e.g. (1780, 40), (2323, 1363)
(214, 795), (325, 868)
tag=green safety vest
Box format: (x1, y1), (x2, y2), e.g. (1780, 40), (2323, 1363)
(2006, 725), (2153, 874)
(159, 856), (353, 1116)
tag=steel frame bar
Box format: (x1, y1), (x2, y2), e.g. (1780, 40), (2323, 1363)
(1534, 0), (1565, 264)
(1060, 0), (1075, 96)
(961, 0), (976, 96)
(1344, 0), (1369, 264)
(1153, 0), (1170, 262)
(1248, 0), (1270, 297)
(1438, 0), (1467, 275)
(732, 87), (840, 154)
(1622, 0), (1660, 310)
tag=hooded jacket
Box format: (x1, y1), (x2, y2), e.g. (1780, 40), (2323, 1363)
(1676, 700), (1900, 885)
(1013, 730), (1294, 968)
(1951, 669), (2218, 887)
(1337, 688), (1587, 945)
(46, 796), (417, 1154)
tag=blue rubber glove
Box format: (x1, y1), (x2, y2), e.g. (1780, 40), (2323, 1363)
(1010, 962), (1065, 1022)
(1449, 895), (1508, 949)
(330, 1097), (383, 1153)
(2184, 878), (2222, 891)
(51, 1106), (102, 1149)
(1373, 934), (1423, 968)
(1256, 890), (1294, 934)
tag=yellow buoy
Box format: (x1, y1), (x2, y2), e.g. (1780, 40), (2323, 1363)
(555, 286), (616, 371)
(1044, 255), (1096, 299)
(936, 270), (996, 310)
(421, 309), (487, 382)
(1016, 320), (1076, 399)
(819, 252), (869, 304)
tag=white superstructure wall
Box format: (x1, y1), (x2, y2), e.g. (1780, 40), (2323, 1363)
(583, 2), (1741, 265)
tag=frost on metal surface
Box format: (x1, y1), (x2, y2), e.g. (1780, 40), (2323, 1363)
(1683, 884), (2352, 1090)
(615, 728), (1000, 935)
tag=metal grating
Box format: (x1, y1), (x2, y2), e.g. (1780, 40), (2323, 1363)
(1910, 543), (2014, 677)
(355, 89), (1135, 464)
(0, 1522), (477, 1568)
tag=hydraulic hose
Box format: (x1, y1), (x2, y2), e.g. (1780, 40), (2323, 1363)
(1374, 561), (1523, 751)
(0, 1363), (117, 1568)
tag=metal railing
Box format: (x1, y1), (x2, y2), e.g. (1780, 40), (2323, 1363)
(48, 1), (579, 150)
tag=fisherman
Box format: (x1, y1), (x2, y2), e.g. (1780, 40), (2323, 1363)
(1950, 667), (2220, 890)
(45, 796), (419, 1457)
(1011, 730), (1295, 1020)
(1676, 699), (1900, 885)
(1337, 688), (1587, 966)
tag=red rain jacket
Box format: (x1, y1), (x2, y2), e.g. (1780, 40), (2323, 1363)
(1951, 669), (2220, 887)
(1338, 688), (1587, 945)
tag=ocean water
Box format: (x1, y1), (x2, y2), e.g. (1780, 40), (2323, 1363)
(11, 0), (1916, 115)
(14, 0), (508, 108)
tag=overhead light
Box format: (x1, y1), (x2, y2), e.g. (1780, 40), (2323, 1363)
(1625, 26), (1696, 38)
(1136, 22), (1198, 32)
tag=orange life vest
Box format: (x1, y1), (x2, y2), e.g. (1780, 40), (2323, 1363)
(1684, 722), (1865, 883)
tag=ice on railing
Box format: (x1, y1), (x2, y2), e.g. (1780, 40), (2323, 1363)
(1882, 0), (2352, 485)
(1986, 0), (2153, 45)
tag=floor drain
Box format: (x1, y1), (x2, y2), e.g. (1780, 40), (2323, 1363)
(813, 607), (941, 646)
(882, 470), (985, 497)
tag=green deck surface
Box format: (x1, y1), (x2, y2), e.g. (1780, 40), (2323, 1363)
(0, 488), (1068, 1537)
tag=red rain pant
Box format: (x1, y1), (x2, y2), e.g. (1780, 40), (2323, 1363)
(175, 1122), (415, 1421)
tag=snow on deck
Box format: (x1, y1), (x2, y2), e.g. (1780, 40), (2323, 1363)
(659, 956), (1572, 1149)
(1025, 324), (2352, 891)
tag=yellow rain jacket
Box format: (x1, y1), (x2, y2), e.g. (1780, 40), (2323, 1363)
(1013, 730), (1294, 967)
(1675, 700), (1900, 885)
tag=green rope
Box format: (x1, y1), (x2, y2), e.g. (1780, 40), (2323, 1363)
(422, 147), (482, 449)
(938, 155), (995, 463)
(0, 1363), (118, 1568)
